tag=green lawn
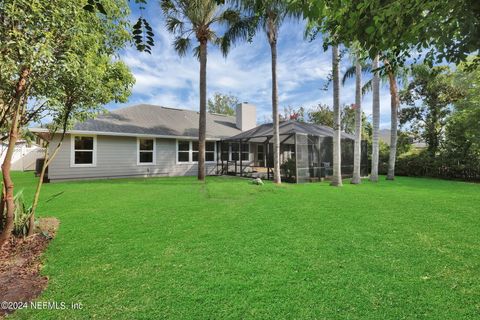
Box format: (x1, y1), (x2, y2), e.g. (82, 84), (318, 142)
(8, 172), (480, 319)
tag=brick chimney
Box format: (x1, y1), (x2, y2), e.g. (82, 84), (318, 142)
(235, 102), (256, 131)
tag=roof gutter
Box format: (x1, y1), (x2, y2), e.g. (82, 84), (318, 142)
(29, 128), (225, 141)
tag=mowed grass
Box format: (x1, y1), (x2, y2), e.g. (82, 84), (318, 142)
(8, 172), (480, 319)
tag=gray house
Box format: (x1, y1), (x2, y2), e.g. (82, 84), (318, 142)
(31, 103), (366, 183)
(30, 103), (257, 182)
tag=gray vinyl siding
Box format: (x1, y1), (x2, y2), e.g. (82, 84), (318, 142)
(47, 134), (217, 182)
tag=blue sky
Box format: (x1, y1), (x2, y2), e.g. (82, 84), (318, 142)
(108, 4), (394, 128)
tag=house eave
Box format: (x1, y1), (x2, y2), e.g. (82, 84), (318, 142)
(29, 128), (228, 141)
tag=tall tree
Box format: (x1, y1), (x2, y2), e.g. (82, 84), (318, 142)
(161, 0), (239, 181)
(0, 74), (27, 245)
(309, 104), (369, 137)
(400, 64), (465, 157)
(361, 59), (408, 181)
(385, 62), (399, 180)
(370, 55), (380, 182)
(0, 0), (131, 245)
(340, 51), (364, 184)
(28, 59), (134, 235)
(207, 92), (238, 115)
(351, 57), (362, 184)
(445, 58), (480, 166)
(331, 45), (342, 186)
(296, 0), (480, 69)
(225, 0), (300, 184)
(268, 9), (281, 184)
(308, 104), (335, 127)
(281, 106), (305, 122)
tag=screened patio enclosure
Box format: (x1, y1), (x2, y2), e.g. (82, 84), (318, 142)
(217, 121), (368, 183)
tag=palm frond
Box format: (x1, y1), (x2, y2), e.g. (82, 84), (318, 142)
(361, 63), (373, 73)
(342, 60), (375, 86)
(166, 16), (184, 33)
(362, 79), (373, 95)
(215, 9), (241, 25)
(223, 15), (258, 47)
(342, 65), (356, 85)
(160, 0), (177, 15)
(214, 36), (230, 58)
(173, 36), (191, 56)
(193, 45), (201, 60)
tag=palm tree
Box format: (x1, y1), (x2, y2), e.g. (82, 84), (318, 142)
(351, 57), (362, 184)
(225, 1), (299, 184)
(385, 60), (399, 180)
(331, 45), (342, 186)
(345, 56), (402, 182)
(370, 55), (380, 182)
(161, 0), (238, 181)
(341, 51), (373, 185)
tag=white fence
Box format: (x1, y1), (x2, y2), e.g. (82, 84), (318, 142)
(0, 144), (45, 171)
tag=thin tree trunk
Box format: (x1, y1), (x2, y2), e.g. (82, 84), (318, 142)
(198, 40), (207, 181)
(269, 27), (281, 184)
(370, 55), (380, 182)
(0, 68), (29, 246)
(386, 68), (399, 180)
(27, 132), (65, 235)
(351, 58), (362, 184)
(28, 98), (74, 235)
(331, 45), (342, 186)
(0, 177), (5, 231)
(28, 146), (49, 235)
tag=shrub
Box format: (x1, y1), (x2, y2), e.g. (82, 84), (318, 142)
(392, 151), (480, 181)
(13, 191), (33, 237)
(281, 158), (296, 182)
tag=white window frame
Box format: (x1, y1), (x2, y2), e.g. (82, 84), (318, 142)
(228, 142), (250, 162)
(137, 137), (156, 166)
(176, 140), (217, 164)
(70, 135), (97, 167)
(176, 140), (191, 164)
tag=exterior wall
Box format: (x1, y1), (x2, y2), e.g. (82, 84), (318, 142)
(47, 134), (217, 182)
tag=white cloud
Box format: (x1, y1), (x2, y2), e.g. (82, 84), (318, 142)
(111, 14), (394, 128)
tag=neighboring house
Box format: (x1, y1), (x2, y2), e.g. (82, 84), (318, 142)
(379, 129), (391, 145)
(30, 103), (257, 182)
(379, 129), (426, 149)
(0, 140), (44, 171)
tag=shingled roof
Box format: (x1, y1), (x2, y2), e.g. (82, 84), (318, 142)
(225, 120), (355, 141)
(69, 104), (242, 139)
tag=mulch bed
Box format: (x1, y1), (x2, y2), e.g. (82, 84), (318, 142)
(0, 218), (59, 317)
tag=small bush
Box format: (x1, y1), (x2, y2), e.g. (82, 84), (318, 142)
(281, 158), (296, 181)
(13, 190), (33, 237)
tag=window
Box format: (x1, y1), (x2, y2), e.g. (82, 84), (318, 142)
(192, 141), (199, 162)
(178, 140), (190, 163)
(257, 144), (265, 166)
(71, 135), (96, 166)
(228, 143), (249, 161)
(192, 142), (215, 162)
(221, 142), (229, 161)
(177, 140), (216, 163)
(241, 143), (249, 161)
(206, 142), (215, 162)
(138, 138), (155, 165)
(231, 143), (239, 161)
